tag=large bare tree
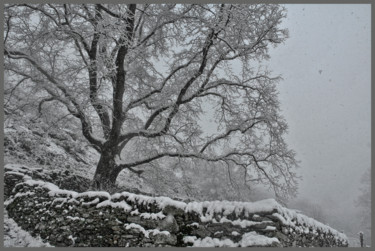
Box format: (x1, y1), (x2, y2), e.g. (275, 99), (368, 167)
(4, 3), (299, 199)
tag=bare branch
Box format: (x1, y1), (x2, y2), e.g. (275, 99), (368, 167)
(5, 49), (104, 148)
(199, 119), (265, 153)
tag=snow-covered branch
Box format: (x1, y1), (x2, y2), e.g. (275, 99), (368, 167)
(4, 49), (105, 148)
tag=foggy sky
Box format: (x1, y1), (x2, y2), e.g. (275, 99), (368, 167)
(267, 4), (371, 222)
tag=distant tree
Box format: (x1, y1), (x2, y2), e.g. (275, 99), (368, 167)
(4, 3), (299, 199)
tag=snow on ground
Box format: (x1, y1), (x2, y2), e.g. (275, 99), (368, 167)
(3, 209), (53, 247)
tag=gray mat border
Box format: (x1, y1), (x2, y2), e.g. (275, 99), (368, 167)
(1, 0), (373, 250)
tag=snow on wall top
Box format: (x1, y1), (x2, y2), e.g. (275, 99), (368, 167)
(5, 164), (347, 243)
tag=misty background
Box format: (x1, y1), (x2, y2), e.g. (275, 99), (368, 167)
(267, 4), (371, 239)
(170, 3), (371, 239)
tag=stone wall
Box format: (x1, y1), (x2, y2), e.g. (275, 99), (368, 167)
(4, 164), (348, 247)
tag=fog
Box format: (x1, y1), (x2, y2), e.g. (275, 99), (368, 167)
(266, 4), (371, 236)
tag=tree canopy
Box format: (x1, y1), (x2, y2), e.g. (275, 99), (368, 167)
(4, 3), (299, 200)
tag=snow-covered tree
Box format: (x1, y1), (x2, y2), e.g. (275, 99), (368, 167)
(4, 4), (299, 199)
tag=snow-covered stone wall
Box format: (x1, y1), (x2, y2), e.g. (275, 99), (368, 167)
(4, 165), (348, 247)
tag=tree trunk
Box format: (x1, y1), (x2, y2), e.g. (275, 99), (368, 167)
(90, 149), (122, 192)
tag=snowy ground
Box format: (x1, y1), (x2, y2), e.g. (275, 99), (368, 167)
(3, 208), (53, 247)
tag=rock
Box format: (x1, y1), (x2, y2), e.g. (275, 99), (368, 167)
(162, 205), (185, 216)
(122, 235), (136, 239)
(192, 225), (211, 238)
(127, 227), (142, 235)
(275, 231), (290, 242)
(127, 216), (158, 229)
(150, 232), (177, 245)
(86, 219), (94, 224)
(282, 227), (289, 234)
(158, 214), (179, 233)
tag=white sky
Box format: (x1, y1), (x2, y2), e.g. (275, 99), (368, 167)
(267, 4), (371, 224)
